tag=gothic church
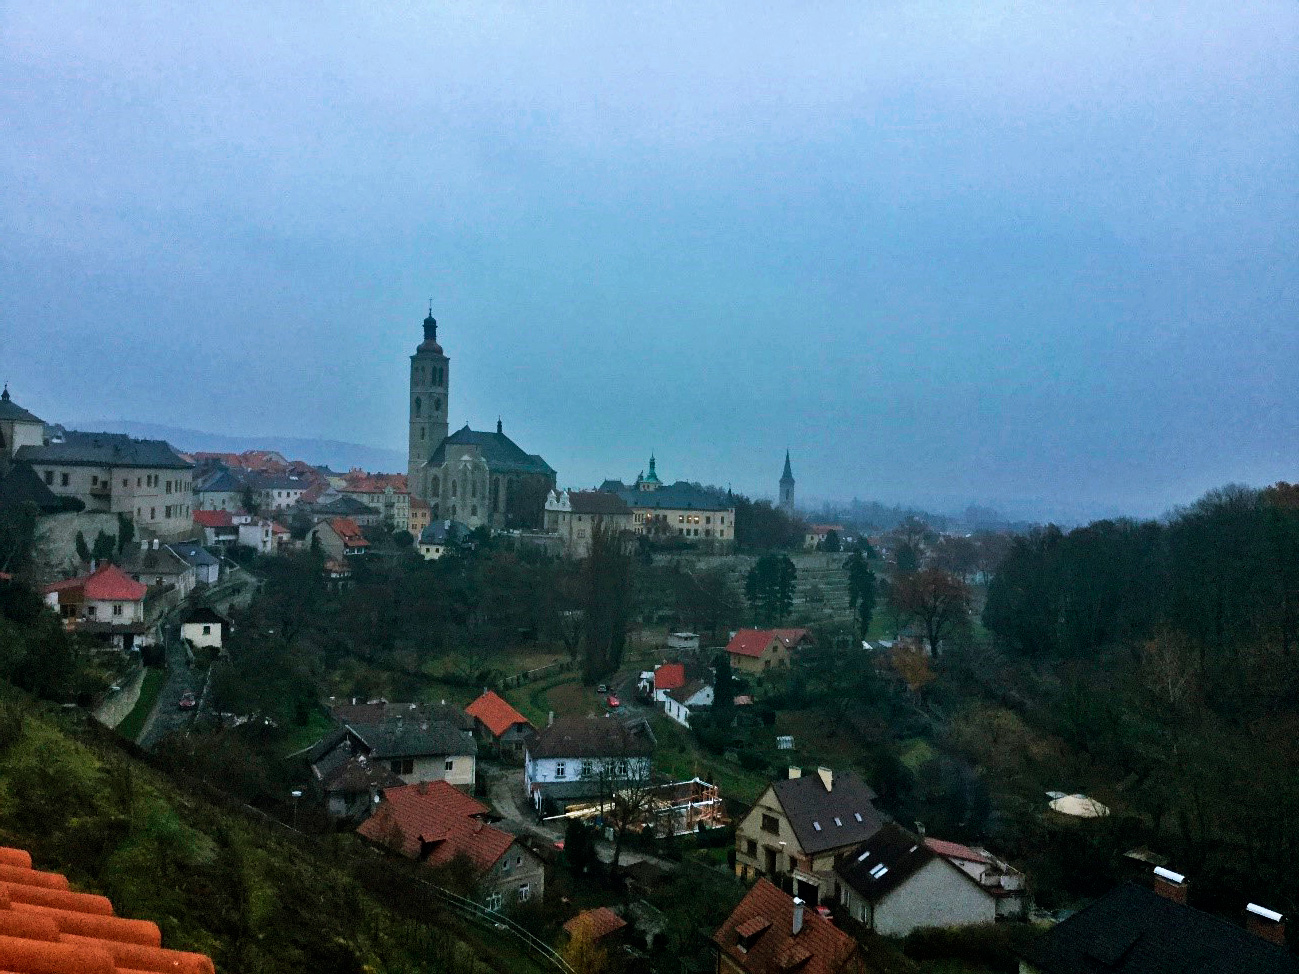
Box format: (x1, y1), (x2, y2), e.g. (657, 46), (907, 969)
(406, 308), (556, 530)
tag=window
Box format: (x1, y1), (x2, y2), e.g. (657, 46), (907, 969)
(555, 761), (566, 779)
(451, 481), (457, 497)
(112, 604), (123, 616)
(705, 516), (711, 525)
(137, 477), (142, 487)
(122, 478), (128, 487)
(485, 893), (503, 912)
(166, 480), (172, 494)
(444, 758), (454, 772)
(761, 814), (780, 835)
(202, 624), (211, 635)
(420, 428), (425, 440)
(414, 396), (422, 417)
(86, 605), (96, 617)
(745, 839), (758, 856)
(517, 884), (530, 902)
(390, 758), (414, 775)
(812, 821), (822, 831)
(471, 505), (477, 517)
(678, 515), (684, 523)
(502, 857), (512, 874)
(150, 508), (156, 520)
(44, 471), (53, 485)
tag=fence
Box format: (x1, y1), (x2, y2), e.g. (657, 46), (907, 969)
(499, 658), (572, 690)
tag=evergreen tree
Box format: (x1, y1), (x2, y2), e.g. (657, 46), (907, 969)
(745, 554), (796, 625)
(74, 531), (91, 564)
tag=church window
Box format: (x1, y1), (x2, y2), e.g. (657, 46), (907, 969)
(451, 504), (457, 517)
(420, 428), (425, 440)
(434, 397), (441, 412)
(471, 505), (478, 517)
(431, 476), (440, 496)
(451, 481), (457, 497)
(414, 397), (422, 417)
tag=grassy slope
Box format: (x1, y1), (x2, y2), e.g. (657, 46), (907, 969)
(0, 685), (545, 974)
(115, 667), (166, 742)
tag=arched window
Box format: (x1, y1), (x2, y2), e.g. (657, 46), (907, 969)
(414, 397), (422, 417)
(451, 504), (457, 517)
(434, 397), (441, 412)
(431, 503), (439, 518)
(471, 479), (477, 498)
(471, 505), (478, 518)
(419, 428), (425, 440)
(430, 476), (440, 496)
(451, 480), (457, 497)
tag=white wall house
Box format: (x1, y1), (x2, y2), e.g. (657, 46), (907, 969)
(524, 716), (654, 808)
(663, 681), (714, 728)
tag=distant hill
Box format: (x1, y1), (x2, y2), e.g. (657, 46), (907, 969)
(69, 420), (406, 472)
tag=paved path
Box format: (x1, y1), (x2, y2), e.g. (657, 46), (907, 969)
(137, 634), (200, 748)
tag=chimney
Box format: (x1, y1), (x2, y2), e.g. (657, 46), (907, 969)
(1152, 867), (1188, 904)
(792, 898), (805, 936)
(817, 767), (833, 792)
(788, 767), (801, 779)
(1246, 904), (1286, 946)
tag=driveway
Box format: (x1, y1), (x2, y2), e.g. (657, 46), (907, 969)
(137, 632), (202, 749)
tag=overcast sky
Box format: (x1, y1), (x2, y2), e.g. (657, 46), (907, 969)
(3, 2), (1296, 521)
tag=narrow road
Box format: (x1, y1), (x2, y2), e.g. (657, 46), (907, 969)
(136, 633), (200, 749)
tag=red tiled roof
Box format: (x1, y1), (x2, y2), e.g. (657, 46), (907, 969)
(0, 844), (216, 974)
(330, 518), (369, 547)
(193, 510), (234, 528)
(924, 837), (991, 865)
(341, 472), (408, 493)
(42, 564), (146, 603)
(563, 907), (627, 942)
(409, 498), (431, 512)
(725, 630), (780, 658)
(713, 878), (859, 974)
(653, 663), (686, 691)
(465, 691), (532, 739)
(357, 781), (515, 872)
(269, 522), (289, 536)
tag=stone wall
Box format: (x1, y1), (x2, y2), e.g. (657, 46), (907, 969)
(92, 663), (146, 730)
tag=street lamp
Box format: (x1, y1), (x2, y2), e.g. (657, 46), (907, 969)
(290, 789), (303, 829)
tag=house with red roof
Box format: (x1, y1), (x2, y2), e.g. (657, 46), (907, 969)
(193, 509), (238, 547)
(713, 878), (865, 974)
(306, 517), (370, 560)
(465, 691), (535, 758)
(651, 662), (686, 703)
(42, 563), (153, 651)
(725, 628), (813, 676)
(0, 844), (217, 974)
(358, 780), (544, 910)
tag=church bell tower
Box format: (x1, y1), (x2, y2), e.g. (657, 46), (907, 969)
(408, 304), (450, 499)
(779, 450), (795, 515)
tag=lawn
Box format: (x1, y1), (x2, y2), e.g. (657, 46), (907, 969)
(280, 705), (336, 756)
(115, 667), (165, 743)
(648, 713), (769, 805)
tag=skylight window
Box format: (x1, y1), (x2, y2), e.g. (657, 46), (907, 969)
(857, 850), (871, 862)
(870, 864), (888, 880)
(853, 812), (862, 822)
(812, 821), (822, 831)
(834, 817), (842, 827)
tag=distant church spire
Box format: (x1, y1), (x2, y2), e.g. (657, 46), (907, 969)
(423, 301), (437, 343)
(497, 417), (503, 434)
(779, 450), (795, 515)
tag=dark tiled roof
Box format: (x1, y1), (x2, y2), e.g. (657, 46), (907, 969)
(713, 878), (860, 974)
(1023, 883), (1299, 974)
(602, 481), (732, 512)
(426, 425), (556, 476)
(167, 543), (220, 568)
(17, 431), (191, 470)
(834, 822), (943, 903)
(306, 495), (379, 518)
(770, 771), (883, 854)
(115, 545), (192, 577)
(528, 716), (654, 760)
(419, 520), (472, 545)
(0, 390), (44, 424)
(568, 491), (630, 516)
(182, 606), (228, 626)
(667, 679), (710, 706)
(320, 755), (404, 794)
(195, 468), (245, 492)
(0, 462), (76, 513)
(350, 718), (477, 760)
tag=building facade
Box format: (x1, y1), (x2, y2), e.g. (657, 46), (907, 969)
(544, 489), (634, 557)
(17, 431), (195, 540)
(599, 456), (735, 549)
(0, 387), (47, 460)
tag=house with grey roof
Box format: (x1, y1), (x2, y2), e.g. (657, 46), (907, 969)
(16, 430), (195, 540)
(599, 455), (735, 549)
(166, 541), (221, 585)
(834, 822), (997, 936)
(116, 539), (198, 599)
(0, 387), (47, 460)
(194, 468), (246, 512)
(525, 715), (655, 809)
(305, 711), (478, 793)
(734, 766), (885, 907)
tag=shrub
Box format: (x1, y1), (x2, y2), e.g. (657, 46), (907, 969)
(901, 923), (1038, 974)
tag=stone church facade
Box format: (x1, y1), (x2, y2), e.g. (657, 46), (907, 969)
(406, 309), (555, 530)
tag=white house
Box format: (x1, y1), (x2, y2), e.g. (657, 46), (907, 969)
(835, 823), (998, 937)
(663, 680), (714, 728)
(181, 606), (228, 651)
(524, 716), (654, 809)
(166, 542), (221, 585)
(923, 837), (1029, 920)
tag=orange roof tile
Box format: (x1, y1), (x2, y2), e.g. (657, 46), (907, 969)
(329, 518), (369, 547)
(653, 663), (686, 691)
(357, 781), (516, 873)
(42, 564), (146, 603)
(712, 878), (859, 974)
(0, 845), (215, 974)
(192, 510), (234, 529)
(464, 691), (532, 739)
(563, 907), (626, 942)
(725, 630), (780, 658)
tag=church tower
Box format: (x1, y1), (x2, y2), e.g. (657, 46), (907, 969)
(779, 450), (795, 515)
(408, 305), (450, 499)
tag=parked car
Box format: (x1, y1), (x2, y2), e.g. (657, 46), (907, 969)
(606, 695), (621, 708)
(596, 684), (608, 694)
(178, 692), (197, 710)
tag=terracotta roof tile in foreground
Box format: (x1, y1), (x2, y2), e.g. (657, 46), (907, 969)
(0, 845), (215, 974)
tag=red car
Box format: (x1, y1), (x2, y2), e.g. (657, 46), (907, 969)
(178, 692), (197, 710)
(606, 695), (621, 708)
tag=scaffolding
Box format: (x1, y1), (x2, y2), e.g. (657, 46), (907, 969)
(543, 777), (728, 836)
